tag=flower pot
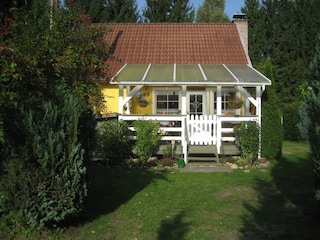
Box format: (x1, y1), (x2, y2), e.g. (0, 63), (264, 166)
(228, 104), (241, 109)
(139, 101), (148, 107)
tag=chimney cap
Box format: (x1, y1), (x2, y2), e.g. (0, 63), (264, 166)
(233, 13), (247, 20)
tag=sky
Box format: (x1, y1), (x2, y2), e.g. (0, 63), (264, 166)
(136, 0), (245, 19)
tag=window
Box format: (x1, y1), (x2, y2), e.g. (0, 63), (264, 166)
(213, 90), (239, 114)
(155, 90), (180, 114)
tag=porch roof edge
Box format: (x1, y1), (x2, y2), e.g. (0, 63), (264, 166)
(109, 63), (272, 86)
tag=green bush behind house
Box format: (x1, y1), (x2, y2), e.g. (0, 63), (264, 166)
(0, 86), (87, 229)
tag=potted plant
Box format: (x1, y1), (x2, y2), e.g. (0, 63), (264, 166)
(228, 99), (243, 109)
(136, 96), (151, 107)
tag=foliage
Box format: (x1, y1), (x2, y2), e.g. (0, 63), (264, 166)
(103, 0), (139, 23)
(282, 102), (301, 141)
(0, 85), (87, 229)
(299, 34), (320, 201)
(196, 0), (230, 23)
(261, 60), (282, 159)
(97, 120), (130, 165)
(0, 0), (108, 164)
(69, 0), (139, 23)
(133, 120), (161, 163)
(143, 0), (194, 22)
(242, 0), (320, 140)
(0, 0), (108, 113)
(234, 121), (260, 163)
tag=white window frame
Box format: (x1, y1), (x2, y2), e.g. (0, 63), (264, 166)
(153, 88), (181, 115)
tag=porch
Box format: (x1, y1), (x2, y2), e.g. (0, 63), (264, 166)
(119, 114), (259, 164)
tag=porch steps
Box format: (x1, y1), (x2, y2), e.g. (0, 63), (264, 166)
(187, 145), (218, 162)
(220, 142), (240, 156)
(180, 162), (232, 172)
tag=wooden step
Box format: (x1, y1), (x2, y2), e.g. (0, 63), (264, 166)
(188, 145), (218, 162)
(188, 145), (217, 154)
(220, 142), (240, 156)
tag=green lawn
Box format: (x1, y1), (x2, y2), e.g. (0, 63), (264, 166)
(3, 141), (319, 239)
(57, 141), (318, 240)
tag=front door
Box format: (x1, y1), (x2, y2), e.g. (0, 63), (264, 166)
(187, 92), (206, 115)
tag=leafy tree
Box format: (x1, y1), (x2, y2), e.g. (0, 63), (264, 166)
(0, 0), (107, 111)
(143, 0), (194, 22)
(196, 0), (229, 23)
(0, 0), (109, 229)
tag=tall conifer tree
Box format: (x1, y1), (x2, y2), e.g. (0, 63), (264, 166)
(143, 0), (194, 22)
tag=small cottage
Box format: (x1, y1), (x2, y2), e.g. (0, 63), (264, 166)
(100, 14), (271, 163)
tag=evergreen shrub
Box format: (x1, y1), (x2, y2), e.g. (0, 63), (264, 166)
(96, 120), (130, 165)
(0, 86), (87, 229)
(303, 82), (320, 201)
(260, 59), (283, 160)
(133, 120), (161, 163)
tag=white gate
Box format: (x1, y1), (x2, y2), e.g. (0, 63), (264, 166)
(187, 115), (217, 145)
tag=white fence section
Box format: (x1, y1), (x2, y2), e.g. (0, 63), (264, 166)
(187, 115), (217, 145)
(118, 114), (259, 162)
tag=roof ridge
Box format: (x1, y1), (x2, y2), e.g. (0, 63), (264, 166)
(95, 22), (234, 26)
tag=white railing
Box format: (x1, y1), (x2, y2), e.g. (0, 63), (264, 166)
(186, 115), (217, 145)
(216, 115), (259, 154)
(119, 114), (188, 161)
(118, 114), (259, 162)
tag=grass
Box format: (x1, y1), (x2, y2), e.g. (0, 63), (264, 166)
(2, 141), (320, 239)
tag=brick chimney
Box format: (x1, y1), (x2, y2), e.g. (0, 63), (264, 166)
(232, 14), (251, 65)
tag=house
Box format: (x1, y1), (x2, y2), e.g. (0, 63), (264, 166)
(100, 14), (271, 163)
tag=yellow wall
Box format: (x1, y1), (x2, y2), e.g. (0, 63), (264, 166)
(131, 87), (153, 114)
(100, 85), (122, 114)
(100, 85), (153, 115)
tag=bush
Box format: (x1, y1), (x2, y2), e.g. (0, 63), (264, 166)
(234, 121), (260, 163)
(0, 86), (87, 229)
(133, 120), (161, 163)
(260, 59), (283, 159)
(96, 120), (130, 165)
(282, 102), (301, 141)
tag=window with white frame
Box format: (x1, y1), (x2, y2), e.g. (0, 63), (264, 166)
(213, 90), (239, 114)
(155, 90), (180, 114)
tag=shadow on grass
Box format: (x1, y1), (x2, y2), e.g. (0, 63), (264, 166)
(240, 153), (320, 240)
(157, 211), (191, 240)
(69, 162), (168, 226)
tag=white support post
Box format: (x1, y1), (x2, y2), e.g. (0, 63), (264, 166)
(216, 86), (222, 154)
(118, 85), (124, 114)
(217, 86), (222, 116)
(256, 86), (262, 158)
(181, 85), (187, 115)
(126, 86), (130, 114)
(182, 116), (188, 163)
(181, 85), (187, 163)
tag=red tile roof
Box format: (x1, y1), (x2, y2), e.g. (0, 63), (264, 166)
(102, 23), (248, 77)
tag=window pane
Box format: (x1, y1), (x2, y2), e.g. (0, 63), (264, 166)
(155, 90), (180, 114)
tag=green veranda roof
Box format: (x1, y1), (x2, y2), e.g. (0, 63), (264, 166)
(110, 64), (271, 86)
